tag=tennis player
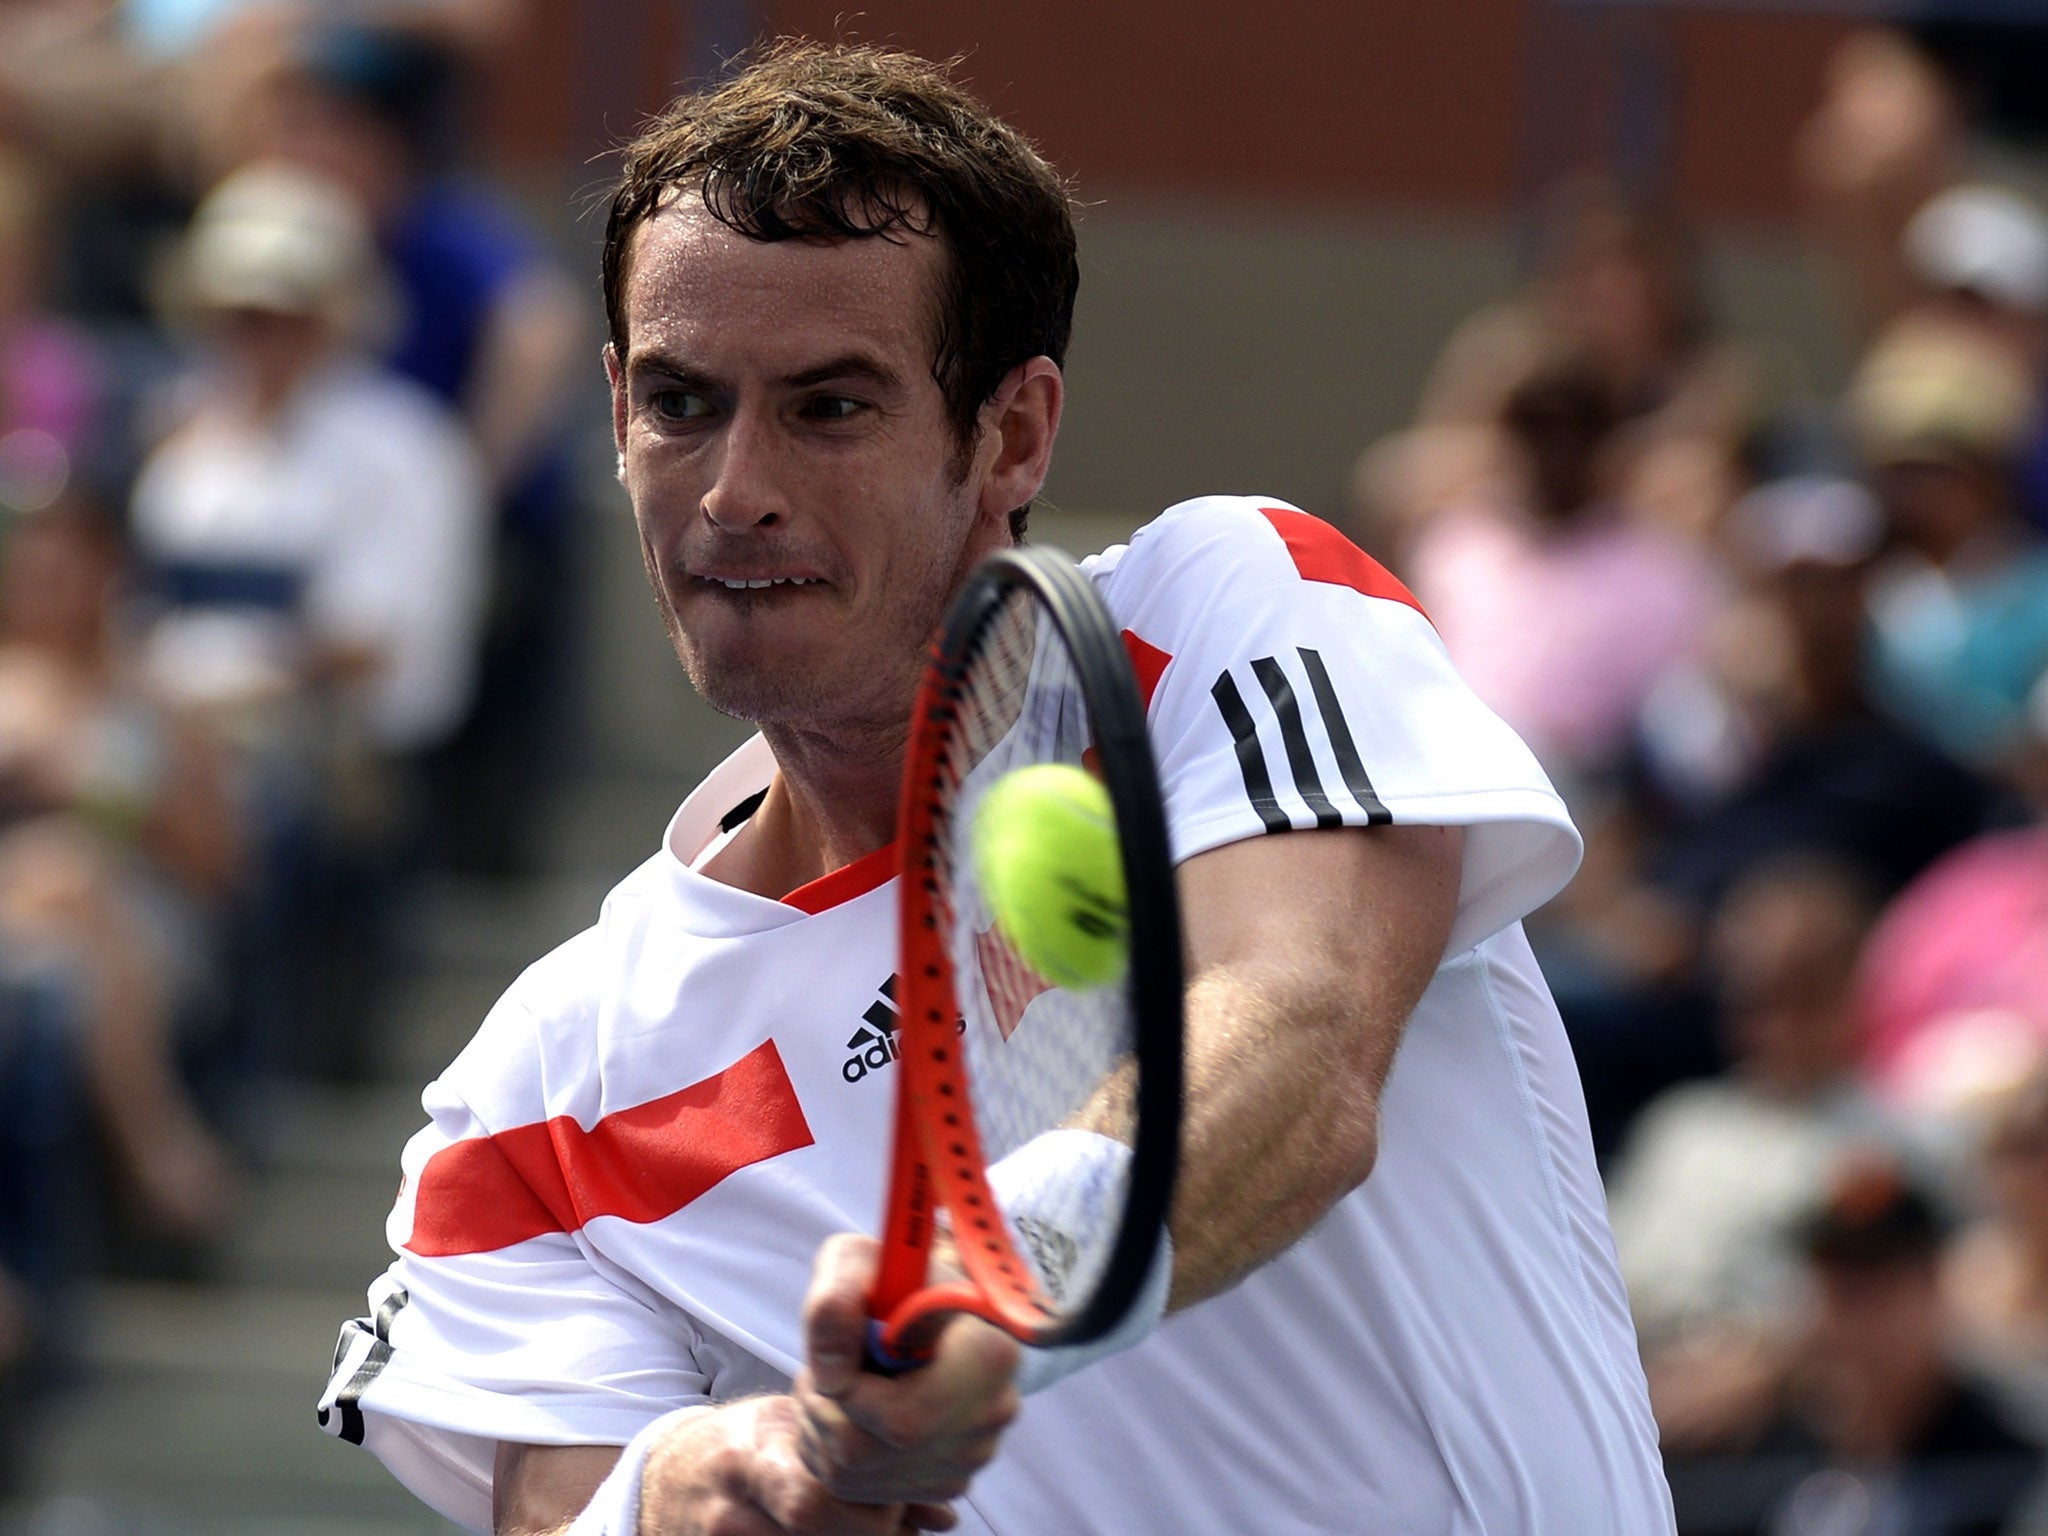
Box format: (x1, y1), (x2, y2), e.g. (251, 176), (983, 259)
(319, 41), (1675, 1535)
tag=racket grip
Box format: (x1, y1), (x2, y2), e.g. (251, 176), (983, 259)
(863, 1317), (931, 1376)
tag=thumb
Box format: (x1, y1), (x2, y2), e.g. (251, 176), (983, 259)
(804, 1232), (881, 1396)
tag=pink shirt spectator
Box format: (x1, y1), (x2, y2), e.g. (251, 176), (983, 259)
(1408, 502), (1719, 772)
(1857, 827), (2048, 1111)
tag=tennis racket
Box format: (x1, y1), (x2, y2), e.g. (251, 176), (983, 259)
(867, 544), (1183, 1369)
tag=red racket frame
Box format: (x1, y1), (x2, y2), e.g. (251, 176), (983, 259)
(866, 547), (1183, 1365)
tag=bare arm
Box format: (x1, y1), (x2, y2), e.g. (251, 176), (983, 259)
(1166, 821), (1463, 1308)
(492, 1312), (1002, 1536)
(495, 1441), (624, 1535)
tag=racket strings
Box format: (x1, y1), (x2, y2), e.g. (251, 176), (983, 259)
(929, 589), (1139, 1322)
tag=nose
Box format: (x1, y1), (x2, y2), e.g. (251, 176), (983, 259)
(701, 406), (786, 533)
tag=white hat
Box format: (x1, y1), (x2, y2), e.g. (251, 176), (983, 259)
(178, 162), (377, 323)
(1904, 183), (2048, 318)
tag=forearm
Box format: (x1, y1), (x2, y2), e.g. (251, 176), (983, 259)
(498, 1404), (768, 1536)
(500, 1381), (978, 1535)
(1161, 823), (1464, 1311)
(1165, 956), (1386, 1309)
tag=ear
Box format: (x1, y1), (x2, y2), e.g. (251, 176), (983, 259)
(974, 357), (1063, 524)
(604, 343), (628, 483)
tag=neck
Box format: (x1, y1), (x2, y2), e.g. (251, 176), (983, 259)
(702, 711), (907, 900)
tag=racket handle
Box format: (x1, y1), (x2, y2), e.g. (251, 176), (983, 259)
(863, 1317), (931, 1376)
(864, 1281), (997, 1374)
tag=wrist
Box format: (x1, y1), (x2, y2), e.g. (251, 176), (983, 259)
(986, 1129), (1172, 1394)
(566, 1405), (714, 1536)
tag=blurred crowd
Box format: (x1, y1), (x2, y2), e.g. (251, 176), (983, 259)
(5, 8), (2048, 1534)
(0, 0), (592, 1486)
(1352, 22), (2048, 1536)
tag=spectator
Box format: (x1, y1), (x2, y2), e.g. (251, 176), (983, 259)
(248, 21), (589, 875)
(1794, 27), (1965, 345)
(0, 145), (102, 507)
(1357, 177), (1753, 560)
(0, 499), (241, 1242)
(1641, 472), (2002, 917)
(1668, 1153), (2046, 1536)
(1542, 471), (2000, 1161)
(1425, 177), (1752, 458)
(129, 158), (488, 1077)
(1852, 319), (2048, 780)
(1855, 817), (2048, 1124)
(131, 157), (489, 794)
(1948, 1055), (2048, 1444)
(1902, 185), (2048, 371)
(1898, 181), (2048, 543)
(1607, 858), (1901, 1459)
(1406, 352), (1724, 787)
(0, 496), (244, 983)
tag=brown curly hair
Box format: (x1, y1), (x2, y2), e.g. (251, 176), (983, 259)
(603, 41), (1079, 520)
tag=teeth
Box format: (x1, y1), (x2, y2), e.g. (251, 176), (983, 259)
(712, 576), (814, 590)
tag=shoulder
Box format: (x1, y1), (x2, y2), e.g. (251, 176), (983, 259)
(1091, 495), (1428, 629)
(429, 926), (604, 1129)
(431, 854), (676, 1123)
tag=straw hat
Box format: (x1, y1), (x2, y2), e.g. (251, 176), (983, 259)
(1848, 318), (2038, 469)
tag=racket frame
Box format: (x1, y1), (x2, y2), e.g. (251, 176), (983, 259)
(870, 546), (1183, 1359)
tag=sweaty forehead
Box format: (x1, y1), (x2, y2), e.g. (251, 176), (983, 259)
(620, 196), (944, 369)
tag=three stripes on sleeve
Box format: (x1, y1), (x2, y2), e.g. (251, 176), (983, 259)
(1211, 646), (1390, 834)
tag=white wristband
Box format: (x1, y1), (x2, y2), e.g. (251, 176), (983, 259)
(566, 1405), (713, 1536)
(985, 1129), (1173, 1394)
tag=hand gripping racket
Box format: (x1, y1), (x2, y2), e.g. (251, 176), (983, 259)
(867, 545), (1184, 1369)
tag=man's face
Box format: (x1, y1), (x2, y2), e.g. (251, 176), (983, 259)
(608, 198), (1010, 736)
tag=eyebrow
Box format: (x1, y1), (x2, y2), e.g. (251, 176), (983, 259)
(627, 348), (905, 394)
(781, 353), (904, 391)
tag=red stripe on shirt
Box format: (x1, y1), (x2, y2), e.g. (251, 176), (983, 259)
(405, 1039), (815, 1257)
(1120, 629), (1172, 710)
(1259, 506), (1430, 622)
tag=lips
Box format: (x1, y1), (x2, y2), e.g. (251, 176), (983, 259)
(696, 574), (823, 591)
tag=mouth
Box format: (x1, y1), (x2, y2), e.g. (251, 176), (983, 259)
(694, 575), (825, 592)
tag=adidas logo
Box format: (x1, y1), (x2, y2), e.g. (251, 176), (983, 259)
(840, 975), (966, 1084)
(842, 976), (901, 1084)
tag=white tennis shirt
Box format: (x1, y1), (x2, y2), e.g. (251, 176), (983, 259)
(319, 496), (1675, 1534)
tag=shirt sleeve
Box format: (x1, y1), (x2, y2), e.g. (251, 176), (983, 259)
(316, 993), (715, 1534)
(1090, 496), (1582, 956)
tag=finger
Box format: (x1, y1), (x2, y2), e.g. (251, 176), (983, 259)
(829, 1312), (1021, 1447)
(791, 1376), (850, 1484)
(747, 1398), (906, 1536)
(804, 1232), (883, 1397)
(790, 1378), (1001, 1506)
(905, 1505), (959, 1533)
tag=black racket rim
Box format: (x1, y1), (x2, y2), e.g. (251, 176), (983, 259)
(930, 544), (1184, 1347)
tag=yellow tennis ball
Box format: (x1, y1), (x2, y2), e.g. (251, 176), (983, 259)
(972, 763), (1128, 990)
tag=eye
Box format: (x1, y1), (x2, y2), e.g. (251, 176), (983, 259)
(805, 395), (863, 421)
(648, 389), (712, 422)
